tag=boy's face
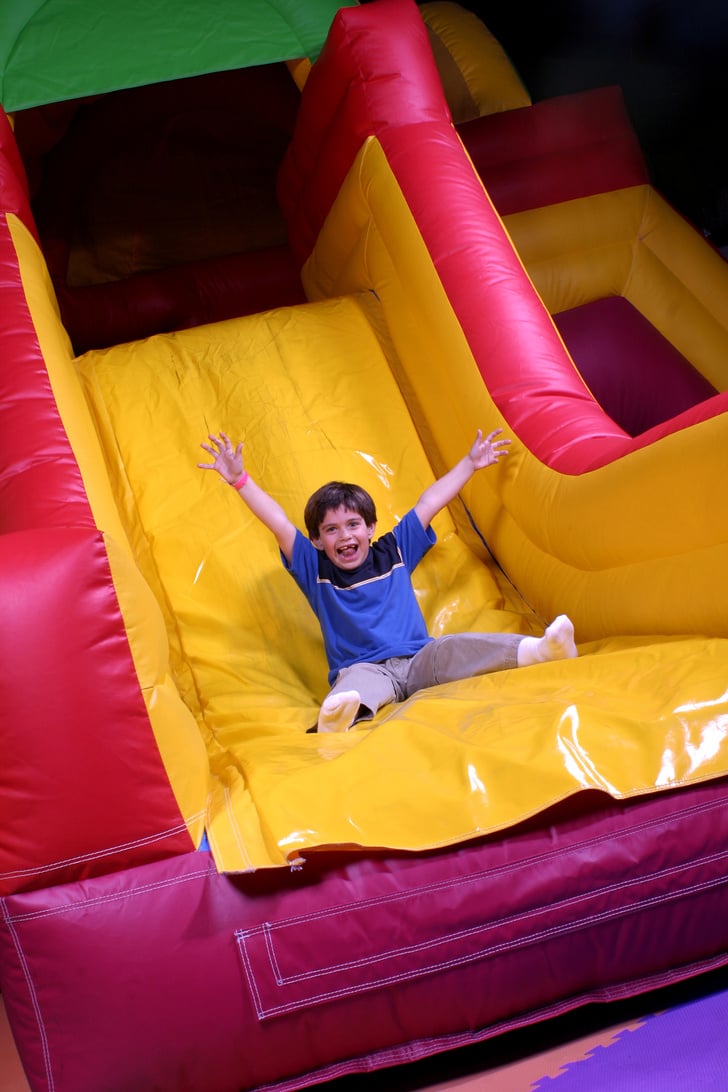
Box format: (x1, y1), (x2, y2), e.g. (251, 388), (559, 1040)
(311, 505), (375, 570)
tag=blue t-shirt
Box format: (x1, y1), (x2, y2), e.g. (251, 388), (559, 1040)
(283, 508), (436, 682)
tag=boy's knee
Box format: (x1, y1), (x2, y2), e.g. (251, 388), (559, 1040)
(406, 638), (449, 693)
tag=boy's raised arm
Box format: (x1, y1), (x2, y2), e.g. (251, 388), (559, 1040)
(413, 429), (510, 530)
(198, 432), (297, 562)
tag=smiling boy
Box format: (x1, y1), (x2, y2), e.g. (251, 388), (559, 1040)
(199, 430), (577, 732)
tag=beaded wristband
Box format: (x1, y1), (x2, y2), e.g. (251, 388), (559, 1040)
(231, 472), (249, 490)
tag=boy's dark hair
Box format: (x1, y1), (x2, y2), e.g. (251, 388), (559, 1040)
(304, 482), (377, 539)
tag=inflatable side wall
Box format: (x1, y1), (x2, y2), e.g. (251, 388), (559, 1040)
(280, 0), (728, 641)
(0, 134), (208, 897)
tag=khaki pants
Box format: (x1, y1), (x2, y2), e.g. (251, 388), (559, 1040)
(327, 632), (522, 722)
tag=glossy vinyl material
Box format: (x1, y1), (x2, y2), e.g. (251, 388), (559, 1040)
(3, 2), (728, 1090)
(0, 212), (208, 896)
(458, 84), (649, 214)
(2, 0), (728, 883)
(77, 287), (728, 871)
(3, 781), (728, 1092)
(282, 0), (728, 642)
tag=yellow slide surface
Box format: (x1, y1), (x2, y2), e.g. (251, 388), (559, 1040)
(78, 290), (728, 871)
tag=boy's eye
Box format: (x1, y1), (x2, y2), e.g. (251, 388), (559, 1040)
(319, 514), (365, 536)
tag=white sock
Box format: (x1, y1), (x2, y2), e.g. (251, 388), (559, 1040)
(517, 615), (578, 667)
(317, 690), (362, 733)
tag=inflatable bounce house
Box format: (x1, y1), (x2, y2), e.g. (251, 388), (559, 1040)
(2, 1), (728, 1089)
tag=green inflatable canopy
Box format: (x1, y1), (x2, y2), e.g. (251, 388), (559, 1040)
(0, 0), (356, 111)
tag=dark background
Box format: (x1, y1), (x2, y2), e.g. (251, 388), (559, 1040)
(429, 0), (728, 245)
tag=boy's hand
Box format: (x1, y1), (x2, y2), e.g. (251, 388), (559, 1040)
(198, 431), (296, 560)
(414, 427), (511, 530)
(198, 432), (244, 484)
(468, 428), (511, 470)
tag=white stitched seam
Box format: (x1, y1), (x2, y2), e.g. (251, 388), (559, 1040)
(1, 899), (55, 1091)
(205, 819), (224, 867)
(0, 810), (206, 882)
(235, 869), (728, 1018)
(230, 800), (728, 948)
(251, 846), (728, 984)
(223, 784), (254, 872)
(264, 925), (284, 986)
(236, 932), (266, 1019)
(4, 865), (215, 924)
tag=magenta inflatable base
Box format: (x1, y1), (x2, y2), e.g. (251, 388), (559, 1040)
(3, 780), (728, 1092)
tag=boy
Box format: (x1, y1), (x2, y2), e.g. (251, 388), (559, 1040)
(198, 429), (577, 732)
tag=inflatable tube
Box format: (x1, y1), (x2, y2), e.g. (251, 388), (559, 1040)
(2, 2), (728, 1090)
(0, 0), (354, 111)
(420, 0), (530, 120)
(281, 2), (728, 640)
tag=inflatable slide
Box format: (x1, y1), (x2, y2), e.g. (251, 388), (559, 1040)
(453, 71), (728, 639)
(2, 1), (728, 1089)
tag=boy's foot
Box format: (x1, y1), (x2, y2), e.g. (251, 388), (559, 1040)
(317, 690), (362, 733)
(517, 615), (578, 667)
